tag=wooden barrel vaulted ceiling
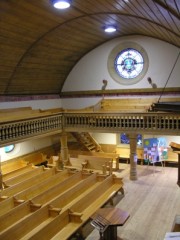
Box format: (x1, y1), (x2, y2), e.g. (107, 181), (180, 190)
(0, 0), (180, 96)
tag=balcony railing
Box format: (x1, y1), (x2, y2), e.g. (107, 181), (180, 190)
(0, 112), (180, 145)
(0, 114), (62, 146)
(64, 112), (180, 134)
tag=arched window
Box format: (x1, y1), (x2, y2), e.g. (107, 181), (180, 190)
(4, 144), (15, 153)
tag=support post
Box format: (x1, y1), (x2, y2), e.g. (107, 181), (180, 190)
(129, 133), (138, 180)
(60, 131), (69, 168)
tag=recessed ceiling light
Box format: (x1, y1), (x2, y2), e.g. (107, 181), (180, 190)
(51, 0), (71, 9)
(104, 26), (117, 33)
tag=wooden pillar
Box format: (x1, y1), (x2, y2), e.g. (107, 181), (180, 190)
(129, 133), (138, 180)
(60, 131), (69, 168)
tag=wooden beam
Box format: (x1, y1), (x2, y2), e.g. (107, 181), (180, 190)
(60, 87), (180, 98)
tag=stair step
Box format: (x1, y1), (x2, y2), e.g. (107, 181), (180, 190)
(71, 132), (101, 152)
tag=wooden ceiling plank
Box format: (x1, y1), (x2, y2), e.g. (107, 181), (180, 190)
(153, 0), (180, 33)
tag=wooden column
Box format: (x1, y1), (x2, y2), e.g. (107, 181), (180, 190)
(60, 131), (69, 168)
(129, 133), (138, 180)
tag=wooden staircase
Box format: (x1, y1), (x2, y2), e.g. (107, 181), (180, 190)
(71, 132), (102, 152)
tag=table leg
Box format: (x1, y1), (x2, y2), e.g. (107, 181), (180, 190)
(104, 226), (117, 240)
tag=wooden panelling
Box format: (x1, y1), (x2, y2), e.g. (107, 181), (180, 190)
(0, 0), (179, 95)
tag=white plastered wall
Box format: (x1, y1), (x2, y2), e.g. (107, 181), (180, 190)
(62, 35), (180, 109)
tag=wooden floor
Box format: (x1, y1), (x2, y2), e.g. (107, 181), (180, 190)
(85, 164), (180, 240)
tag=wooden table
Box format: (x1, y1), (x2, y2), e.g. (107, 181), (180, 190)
(91, 208), (130, 240)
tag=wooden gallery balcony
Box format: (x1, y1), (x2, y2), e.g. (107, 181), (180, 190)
(0, 112), (180, 146)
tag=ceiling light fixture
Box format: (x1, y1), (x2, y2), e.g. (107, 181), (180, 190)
(51, 0), (72, 9)
(104, 25), (117, 33)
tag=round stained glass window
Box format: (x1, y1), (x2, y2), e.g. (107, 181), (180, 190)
(108, 42), (149, 85)
(115, 48), (144, 79)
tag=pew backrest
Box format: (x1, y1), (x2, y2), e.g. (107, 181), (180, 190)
(0, 167), (56, 198)
(78, 155), (113, 170)
(3, 166), (44, 187)
(2, 164), (34, 181)
(1, 159), (28, 174)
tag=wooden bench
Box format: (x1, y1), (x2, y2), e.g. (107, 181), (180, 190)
(14, 169), (71, 202)
(1, 159), (28, 175)
(0, 173), (124, 240)
(67, 157), (86, 171)
(78, 155), (114, 173)
(46, 173), (106, 211)
(29, 171), (88, 205)
(0, 167), (57, 199)
(0, 205), (60, 240)
(116, 147), (144, 164)
(22, 152), (48, 166)
(68, 157), (113, 174)
(3, 166), (44, 188)
(2, 164), (35, 181)
(0, 172), (99, 233)
(36, 174), (124, 240)
(90, 152), (119, 170)
(0, 171), (83, 231)
(0, 169), (66, 217)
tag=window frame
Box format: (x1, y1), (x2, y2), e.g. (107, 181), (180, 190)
(107, 42), (149, 85)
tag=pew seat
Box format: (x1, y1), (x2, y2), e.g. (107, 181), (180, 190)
(0, 172), (124, 240)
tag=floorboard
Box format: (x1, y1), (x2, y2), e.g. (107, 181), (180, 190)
(85, 164), (180, 240)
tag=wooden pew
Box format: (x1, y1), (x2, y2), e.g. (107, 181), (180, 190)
(68, 156), (113, 175)
(90, 152), (119, 170)
(0, 201), (33, 232)
(21, 175), (123, 240)
(0, 172), (98, 233)
(0, 167), (57, 199)
(0, 171), (83, 231)
(0, 197), (20, 217)
(116, 147), (144, 164)
(46, 173), (105, 211)
(27, 171), (87, 205)
(1, 159), (28, 174)
(2, 164), (35, 181)
(3, 166), (44, 187)
(78, 154), (114, 172)
(70, 174), (123, 216)
(0, 173), (123, 240)
(14, 169), (72, 202)
(0, 205), (60, 240)
(0, 170), (68, 217)
(67, 157), (85, 170)
(22, 152), (47, 166)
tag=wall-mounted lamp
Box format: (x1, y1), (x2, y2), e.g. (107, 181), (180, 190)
(104, 25), (117, 33)
(51, 0), (72, 9)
